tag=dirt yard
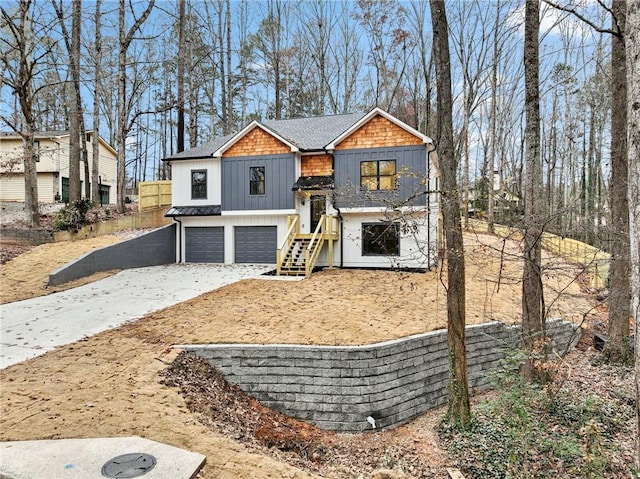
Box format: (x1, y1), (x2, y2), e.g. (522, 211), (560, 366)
(0, 232), (602, 478)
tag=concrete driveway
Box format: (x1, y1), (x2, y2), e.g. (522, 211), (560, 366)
(0, 264), (272, 369)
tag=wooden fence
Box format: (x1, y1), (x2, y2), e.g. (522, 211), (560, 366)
(138, 180), (172, 211)
(468, 219), (610, 288)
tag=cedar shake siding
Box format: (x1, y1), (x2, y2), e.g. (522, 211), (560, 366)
(301, 154), (333, 177)
(225, 128), (291, 157)
(335, 115), (423, 150)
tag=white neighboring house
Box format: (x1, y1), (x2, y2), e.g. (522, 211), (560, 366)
(163, 107), (440, 274)
(0, 131), (117, 204)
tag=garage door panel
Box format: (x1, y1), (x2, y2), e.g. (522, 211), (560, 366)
(185, 227), (224, 263)
(235, 226), (277, 264)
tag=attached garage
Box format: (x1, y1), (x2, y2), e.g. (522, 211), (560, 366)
(234, 226), (277, 263)
(185, 227), (224, 263)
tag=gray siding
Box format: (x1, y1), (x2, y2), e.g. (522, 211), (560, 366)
(234, 226), (277, 263)
(185, 227), (224, 263)
(222, 154), (295, 211)
(334, 146), (428, 208)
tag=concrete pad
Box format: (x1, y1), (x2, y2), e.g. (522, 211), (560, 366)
(0, 436), (205, 479)
(0, 264), (271, 369)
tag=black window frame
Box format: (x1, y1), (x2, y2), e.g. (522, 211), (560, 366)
(34, 140), (40, 162)
(250, 166), (266, 195)
(360, 159), (397, 191)
(191, 169), (207, 200)
(362, 222), (400, 256)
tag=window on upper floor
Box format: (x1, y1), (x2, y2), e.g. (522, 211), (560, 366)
(362, 222), (400, 256)
(34, 140), (40, 162)
(191, 169), (207, 199)
(360, 159), (396, 191)
(250, 166), (265, 195)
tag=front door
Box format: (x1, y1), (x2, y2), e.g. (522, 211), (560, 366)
(310, 195), (326, 231)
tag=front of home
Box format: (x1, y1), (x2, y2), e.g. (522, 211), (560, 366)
(163, 108), (439, 274)
(0, 131), (117, 204)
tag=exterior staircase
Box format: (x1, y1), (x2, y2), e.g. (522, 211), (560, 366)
(276, 215), (339, 277)
(279, 237), (311, 275)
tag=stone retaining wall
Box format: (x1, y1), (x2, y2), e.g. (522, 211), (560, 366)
(177, 319), (580, 432)
(48, 224), (176, 286)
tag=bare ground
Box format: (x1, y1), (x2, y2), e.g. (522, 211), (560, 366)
(0, 231), (612, 478)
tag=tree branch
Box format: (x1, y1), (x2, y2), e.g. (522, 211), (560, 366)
(542, 0), (620, 36)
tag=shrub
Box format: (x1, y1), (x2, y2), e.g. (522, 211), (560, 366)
(53, 199), (93, 231)
(439, 351), (632, 478)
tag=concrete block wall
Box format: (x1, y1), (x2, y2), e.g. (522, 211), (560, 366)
(48, 224), (176, 286)
(178, 318), (580, 432)
(0, 227), (54, 245)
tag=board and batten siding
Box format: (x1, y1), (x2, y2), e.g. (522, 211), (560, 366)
(221, 154), (295, 211)
(333, 145), (428, 209)
(170, 159), (221, 206)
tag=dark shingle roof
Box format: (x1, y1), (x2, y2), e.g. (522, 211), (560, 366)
(163, 134), (235, 161)
(262, 112), (363, 151)
(163, 112), (366, 161)
(165, 205), (222, 217)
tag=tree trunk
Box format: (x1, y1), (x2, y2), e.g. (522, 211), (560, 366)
(15, 0), (40, 226)
(176, 0), (185, 153)
(429, 0), (470, 429)
(624, 0), (640, 468)
(521, 0), (545, 381)
(116, 0), (155, 212)
(604, 0), (631, 363)
(67, 0), (81, 203)
(92, 0), (102, 204)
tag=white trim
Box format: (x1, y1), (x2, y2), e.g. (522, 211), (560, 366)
(221, 209), (296, 216)
(213, 122), (299, 157)
(326, 107), (433, 150)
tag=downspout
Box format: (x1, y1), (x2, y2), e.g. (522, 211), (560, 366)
(329, 151), (344, 268)
(332, 197), (344, 269)
(174, 217), (182, 263)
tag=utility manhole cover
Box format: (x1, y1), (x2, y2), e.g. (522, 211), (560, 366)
(101, 453), (157, 478)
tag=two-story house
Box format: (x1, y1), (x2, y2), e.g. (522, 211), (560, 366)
(0, 131), (117, 204)
(163, 108), (439, 274)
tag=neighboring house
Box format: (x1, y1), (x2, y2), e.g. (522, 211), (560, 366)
(163, 107), (439, 274)
(467, 172), (522, 220)
(0, 131), (117, 204)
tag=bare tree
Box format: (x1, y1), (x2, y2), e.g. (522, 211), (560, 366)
(522, 0), (545, 381)
(625, 0), (640, 467)
(116, 0), (155, 212)
(430, 0), (470, 428)
(604, 0), (631, 363)
(91, 0), (102, 204)
(176, 0), (185, 153)
(1, 0), (42, 226)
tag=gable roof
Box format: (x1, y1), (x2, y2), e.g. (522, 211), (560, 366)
(163, 108), (433, 161)
(0, 130), (118, 156)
